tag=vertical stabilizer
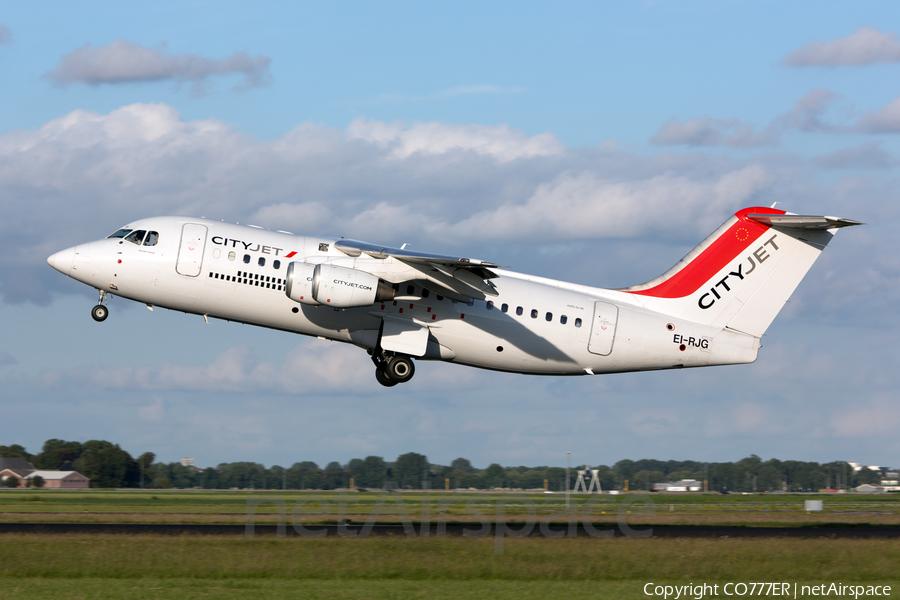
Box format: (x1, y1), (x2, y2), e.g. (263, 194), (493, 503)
(621, 207), (861, 337)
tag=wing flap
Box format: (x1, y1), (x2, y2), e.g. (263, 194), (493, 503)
(381, 314), (430, 356)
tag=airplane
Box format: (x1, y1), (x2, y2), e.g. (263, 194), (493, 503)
(47, 206), (861, 387)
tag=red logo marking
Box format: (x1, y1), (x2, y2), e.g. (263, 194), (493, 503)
(625, 207), (784, 299)
(284, 251), (297, 258)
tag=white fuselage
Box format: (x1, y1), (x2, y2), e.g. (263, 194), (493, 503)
(49, 216), (761, 377)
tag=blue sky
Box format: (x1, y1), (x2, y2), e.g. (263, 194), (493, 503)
(1, 1), (898, 471)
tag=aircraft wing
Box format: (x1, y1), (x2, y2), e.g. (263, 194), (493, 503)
(334, 239), (502, 300)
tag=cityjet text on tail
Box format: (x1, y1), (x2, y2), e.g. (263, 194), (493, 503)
(47, 207), (861, 387)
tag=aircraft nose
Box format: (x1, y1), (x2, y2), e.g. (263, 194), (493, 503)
(47, 247), (75, 274)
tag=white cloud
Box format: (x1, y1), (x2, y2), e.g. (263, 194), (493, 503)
(854, 97), (900, 133)
(814, 142), (892, 169)
(138, 397), (165, 422)
(445, 166), (773, 241)
(651, 117), (774, 148)
(0, 351), (15, 366)
(652, 90), (840, 148)
(771, 89), (840, 133)
(346, 118), (563, 162)
(45, 39), (271, 95)
(828, 394), (900, 437)
(57, 343), (375, 395)
(783, 27), (900, 67)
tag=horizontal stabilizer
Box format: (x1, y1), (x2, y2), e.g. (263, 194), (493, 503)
(746, 214), (864, 230)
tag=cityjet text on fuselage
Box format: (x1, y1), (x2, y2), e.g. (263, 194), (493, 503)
(210, 236), (294, 257)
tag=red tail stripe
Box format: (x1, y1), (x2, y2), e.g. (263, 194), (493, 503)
(627, 207), (785, 299)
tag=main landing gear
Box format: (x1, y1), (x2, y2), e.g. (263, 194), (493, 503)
(371, 350), (416, 387)
(91, 290), (109, 322)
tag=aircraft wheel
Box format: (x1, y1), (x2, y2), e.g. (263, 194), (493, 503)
(386, 356), (415, 383)
(91, 305), (109, 322)
(375, 368), (398, 387)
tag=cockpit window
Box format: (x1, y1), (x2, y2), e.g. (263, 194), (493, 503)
(107, 228), (132, 239)
(124, 230), (147, 245)
(143, 231), (159, 246)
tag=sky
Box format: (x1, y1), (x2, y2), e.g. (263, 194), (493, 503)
(1, 1), (899, 471)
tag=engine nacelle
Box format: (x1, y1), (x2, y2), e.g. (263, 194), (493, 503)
(285, 262), (394, 308)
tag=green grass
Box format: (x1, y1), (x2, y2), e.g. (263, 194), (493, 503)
(0, 578), (643, 599)
(3, 489), (900, 515)
(2, 535), (900, 580)
(2, 535), (899, 598)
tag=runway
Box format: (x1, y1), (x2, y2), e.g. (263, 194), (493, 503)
(2, 522), (900, 538)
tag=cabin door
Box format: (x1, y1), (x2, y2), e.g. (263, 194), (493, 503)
(587, 301), (618, 356)
(175, 223), (208, 277)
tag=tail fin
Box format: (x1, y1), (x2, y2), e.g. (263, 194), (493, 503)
(622, 207), (862, 337)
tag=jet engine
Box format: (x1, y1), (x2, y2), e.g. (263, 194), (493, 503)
(285, 262), (395, 308)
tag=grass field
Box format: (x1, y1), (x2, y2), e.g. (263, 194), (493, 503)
(3, 490), (899, 598)
(1, 534), (899, 599)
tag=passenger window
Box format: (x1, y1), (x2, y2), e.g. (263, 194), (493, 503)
(560, 315), (568, 325)
(486, 301), (494, 310)
(258, 257), (266, 267)
(516, 307), (523, 316)
(125, 230), (146, 245)
(501, 304), (508, 313)
(228, 252), (236, 261)
(143, 231), (159, 246)
(467, 299), (475, 307)
(107, 228), (132, 239)
(273, 260), (281, 270)
(575, 318), (582, 328)
(531, 309), (538, 319)
(243, 254), (251, 264)
(422, 289), (430, 298)
(436, 295), (444, 301)
(407, 285), (415, 295)
(545, 312), (552, 321)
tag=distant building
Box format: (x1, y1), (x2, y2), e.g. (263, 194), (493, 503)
(26, 471), (90, 489)
(0, 457), (36, 478)
(181, 458), (195, 467)
(1, 468), (90, 489)
(654, 479), (703, 492)
(855, 484), (885, 493)
(848, 462), (884, 474)
(881, 472), (899, 491)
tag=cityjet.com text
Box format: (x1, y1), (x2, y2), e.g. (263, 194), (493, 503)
(643, 582), (892, 599)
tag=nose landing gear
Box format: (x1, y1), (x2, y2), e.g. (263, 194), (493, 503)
(91, 290), (109, 322)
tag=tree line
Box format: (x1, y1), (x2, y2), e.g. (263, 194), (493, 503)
(0, 440), (889, 491)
